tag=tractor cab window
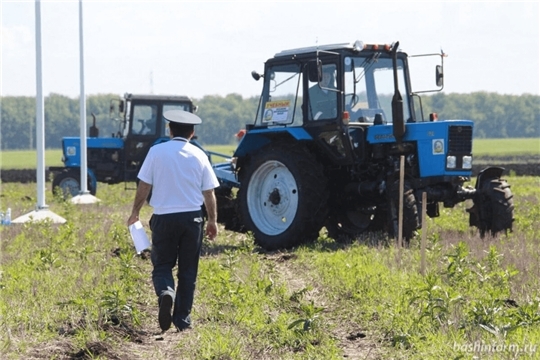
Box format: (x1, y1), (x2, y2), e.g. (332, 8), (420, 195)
(344, 56), (411, 124)
(257, 64), (303, 127)
(162, 103), (191, 137)
(307, 63), (338, 121)
(132, 105), (157, 135)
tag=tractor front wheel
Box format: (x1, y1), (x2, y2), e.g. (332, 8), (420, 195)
(468, 177), (514, 237)
(52, 170), (96, 199)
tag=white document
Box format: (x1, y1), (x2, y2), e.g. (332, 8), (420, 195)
(129, 220), (151, 253)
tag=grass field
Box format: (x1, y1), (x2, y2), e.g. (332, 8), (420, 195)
(473, 138), (540, 157)
(1, 176), (539, 359)
(1, 138), (538, 170)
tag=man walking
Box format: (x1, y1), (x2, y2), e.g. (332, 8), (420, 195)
(127, 110), (219, 332)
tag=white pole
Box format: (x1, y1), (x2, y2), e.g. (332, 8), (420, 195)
(79, 0), (88, 194)
(13, 0), (66, 224)
(35, 0), (46, 210)
(71, 0), (99, 204)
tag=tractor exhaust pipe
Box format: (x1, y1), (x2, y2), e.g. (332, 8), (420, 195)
(391, 41), (405, 143)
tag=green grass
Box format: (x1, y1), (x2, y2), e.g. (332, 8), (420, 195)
(0, 146), (236, 170)
(473, 138), (540, 156)
(0, 176), (539, 359)
(0, 149), (64, 169)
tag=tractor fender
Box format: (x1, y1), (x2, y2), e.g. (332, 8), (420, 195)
(233, 127), (313, 159)
(475, 166), (505, 190)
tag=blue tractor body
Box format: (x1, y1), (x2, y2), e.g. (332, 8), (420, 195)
(366, 120), (474, 178)
(215, 40), (513, 250)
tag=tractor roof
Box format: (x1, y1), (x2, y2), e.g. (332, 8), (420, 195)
(273, 40), (398, 60)
(124, 93), (193, 103)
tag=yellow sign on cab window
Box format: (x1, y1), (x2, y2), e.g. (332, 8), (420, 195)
(264, 100), (290, 122)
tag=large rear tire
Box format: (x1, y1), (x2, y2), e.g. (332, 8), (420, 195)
(325, 205), (375, 243)
(238, 143), (328, 250)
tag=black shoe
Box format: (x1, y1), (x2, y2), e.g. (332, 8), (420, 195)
(158, 293), (173, 331)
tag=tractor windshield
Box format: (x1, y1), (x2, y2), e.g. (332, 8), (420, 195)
(344, 56), (411, 124)
(255, 63), (303, 127)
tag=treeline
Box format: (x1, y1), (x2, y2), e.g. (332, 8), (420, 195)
(0, 92), (538, 150)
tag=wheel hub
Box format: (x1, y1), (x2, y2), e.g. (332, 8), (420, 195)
(247, 161), (298, 235)
(268, 188), (281, 205)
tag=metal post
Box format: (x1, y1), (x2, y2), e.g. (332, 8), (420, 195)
(71, 0), (100, 204)
(79, 0), (88, 195)
(35, 0), (46, 211)
(420, 191), (427, 276)
(398, 155), (404, 248)
(12, 0), (66, 224)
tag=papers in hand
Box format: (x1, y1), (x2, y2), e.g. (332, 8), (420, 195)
(128, 220), (151, 253)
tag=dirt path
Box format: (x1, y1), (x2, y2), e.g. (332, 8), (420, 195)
(28, 250), (384, 359)
(267, 252), (382, 360)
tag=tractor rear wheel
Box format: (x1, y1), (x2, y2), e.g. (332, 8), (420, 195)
(325, 205), (375, 243)
(238, 143), (328, 250)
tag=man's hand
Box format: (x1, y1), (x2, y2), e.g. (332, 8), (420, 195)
(127, 180), (152, 226)
(202, 189), (218, 241)
(205, 220), (218, 241)
(127, 214), (139, 226)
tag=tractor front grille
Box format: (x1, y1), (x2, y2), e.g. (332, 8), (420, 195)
(448, 125), (472, 153)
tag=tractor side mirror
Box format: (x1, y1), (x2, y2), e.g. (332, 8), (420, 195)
(110, 99), (122, 120)
(436, 65), (443, 87)
(251, 71), (262, 81)
(308, 61), (321, 82)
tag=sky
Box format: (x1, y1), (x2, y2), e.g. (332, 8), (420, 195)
(1, 1), (539, 100)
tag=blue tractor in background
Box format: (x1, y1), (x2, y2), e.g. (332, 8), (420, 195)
(213, 40), (514, 250)
(49, 93), (197, 197)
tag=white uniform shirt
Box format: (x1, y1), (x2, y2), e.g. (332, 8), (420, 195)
(137, 137), (220, 215)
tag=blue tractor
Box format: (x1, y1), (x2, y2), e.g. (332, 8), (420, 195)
(213, 40), (514, 250)
(49, 93), (198, 197)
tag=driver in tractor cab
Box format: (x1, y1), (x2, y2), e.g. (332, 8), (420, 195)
(141, 106), (158, 135)
(308, 64), (337, 120)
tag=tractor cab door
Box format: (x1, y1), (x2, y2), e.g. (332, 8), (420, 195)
(123, 103), (160, 181)
(255, 62), (304, 128)
(303, 58), (363, 166)
(126, 103), (159, 159)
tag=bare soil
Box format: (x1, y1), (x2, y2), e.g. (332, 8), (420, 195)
(2, 157), (538, 184)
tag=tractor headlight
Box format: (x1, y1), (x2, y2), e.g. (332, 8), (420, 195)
(446, 156), (456, 169)
(462, 156), (472, 169)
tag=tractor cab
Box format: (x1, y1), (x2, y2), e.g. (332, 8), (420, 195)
(109, 94), (197, 182)
(244, 41), (444, 166)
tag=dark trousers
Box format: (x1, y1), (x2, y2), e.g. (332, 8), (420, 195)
(149, 210), (203, 328)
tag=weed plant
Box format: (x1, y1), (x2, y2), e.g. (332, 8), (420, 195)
(0, 176), (538, 359)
